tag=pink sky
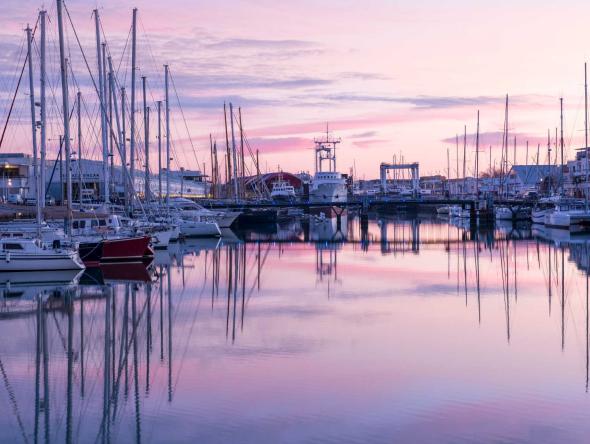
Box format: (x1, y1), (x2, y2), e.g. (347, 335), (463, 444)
(2, 0), (590, 178)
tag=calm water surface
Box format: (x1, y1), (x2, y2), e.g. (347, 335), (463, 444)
(1, 214), (590, 443)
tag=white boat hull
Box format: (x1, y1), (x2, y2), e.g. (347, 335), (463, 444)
(309, 183), (347, 204)
(0, 251), (84, 271)
(179, 220), (221, 238)
(546, 210), (590, 231)
(216, 212), (241, 228)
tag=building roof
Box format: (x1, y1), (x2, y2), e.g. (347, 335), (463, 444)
(244, 172), (303, 189)
(509, 165), (559, 185)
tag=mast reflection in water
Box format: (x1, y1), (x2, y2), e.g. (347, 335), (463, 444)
(2, 215), (590, 442)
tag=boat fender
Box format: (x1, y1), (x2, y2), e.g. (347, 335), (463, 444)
(6, 252), (10, 263)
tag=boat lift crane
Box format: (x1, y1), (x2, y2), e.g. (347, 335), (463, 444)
(379, 162), (420, 194)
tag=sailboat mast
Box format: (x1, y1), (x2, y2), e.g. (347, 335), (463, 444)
(560, 97), (564, 193)
(165, 64), (171, 210)
(56, 0), (72, 234)
(121, 87), (127, 210)
(94, 11), (109, 204)
(458, 134), (459, 194)
(239, 107), (245, 199)
(26, 25), (40, 227)
(142, 76), (150, 202)
(585, 62), (589, 208)
(446, 147), (450, 195)
(130, 8), (138, 212)
(504, 94), (509, 198)
(102, 42), (110, 203)
(475, 111), (479, 197)
(157, 101), (162, 204)
(107, 56), (123, 203)
(209, 134), (215, 198)
(39, 10), (47, 209)
(462, 125), (466, 196)
(224, 103), (231, 198)
(229, 102), (239, 203)
(77, 92), (82, 205)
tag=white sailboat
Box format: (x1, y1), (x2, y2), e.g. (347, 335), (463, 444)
(0, 238), (85, 271)
(0, 15), (84, 272)
(546, 66), (590, 231)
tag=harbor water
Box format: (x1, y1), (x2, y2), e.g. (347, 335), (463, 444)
(1, 214), (590, 443)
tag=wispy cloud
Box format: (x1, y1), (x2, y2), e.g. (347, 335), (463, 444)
(350, 131), (378, 139)
(203, 38), (317, 51)
(245, 136), (312, 154)
(441, 131), (552, 148)
(322, 93), (518, 109)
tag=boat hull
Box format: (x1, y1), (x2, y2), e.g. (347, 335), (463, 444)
(309, 182), (347, 204)
(101, 236), (152, 262)
(179, 221), (221, 238)
(80, 236), (153, 265)
(0, 252), (84, 271)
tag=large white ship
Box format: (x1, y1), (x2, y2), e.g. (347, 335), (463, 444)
(309, 131), (348, 204)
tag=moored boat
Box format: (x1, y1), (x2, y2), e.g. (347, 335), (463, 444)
(0, 238), (84, 271)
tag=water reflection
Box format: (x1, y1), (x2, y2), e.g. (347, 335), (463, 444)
(3, 216), (590, 442)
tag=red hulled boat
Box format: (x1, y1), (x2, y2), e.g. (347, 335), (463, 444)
(79, 235), (153, 266)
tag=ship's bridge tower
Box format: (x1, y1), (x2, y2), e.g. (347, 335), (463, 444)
(313, 129), (341, 173)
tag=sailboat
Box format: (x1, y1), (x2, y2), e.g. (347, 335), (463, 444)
(546, 66), (590, 232)
(0, 17), (84, 272)
(0, 238), (85, 271)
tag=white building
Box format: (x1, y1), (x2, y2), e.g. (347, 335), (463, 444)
(0, 153), (210, 203)
(0, 153), (32, 200)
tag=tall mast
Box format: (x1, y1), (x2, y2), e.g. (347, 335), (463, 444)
(209, 134), (215, 198)
(165, 65), (171, 210)
(585, 62), (589, 209)
(475, 110), (480, 198)
(142, 76), (150, 202)
(214, 141), (219, 197)
(39, 10), (47, 209)
(223, 103), (231, 198)
(107, 57), (123, 203)
(56, 0), (72, 234)
(560, 97), (564, 193)
(26, 25), (40, 227)
(130, 8), (138, 212)
(229, 103), (239, 203)
(94, 10), (109, 204)
(77, 92), (82, 205)
(121, 87), (127, 210)
(157, 101), (162, 204)
(462, 125), (466, 196)
(102, 42), (110, 203)
(239, 108), (245, 198)
(513, 136), (516, 167)
(458, 134), (459, 192)
(504, 94), (509, 198)
(446, 147), (450, 195)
